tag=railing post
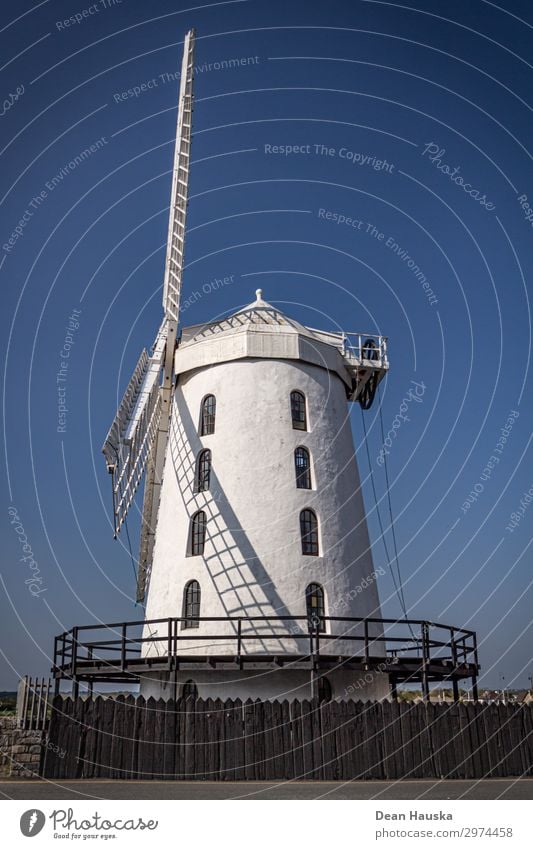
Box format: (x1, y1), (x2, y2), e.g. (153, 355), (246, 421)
(421, 621), (430, 702)
(70, 627), (78, 680)
(451, 627), (458, 669)
(237, 618), (242, 668)
(364, 619), (369, 667)
(167, 617), (173, 669)
(121, 623), (127, 672)
(452, 678), (460, 702)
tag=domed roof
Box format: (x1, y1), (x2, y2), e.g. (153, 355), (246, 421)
(180, 289), (321, 345)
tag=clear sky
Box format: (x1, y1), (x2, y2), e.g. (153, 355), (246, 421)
(1, 0), (532, 691)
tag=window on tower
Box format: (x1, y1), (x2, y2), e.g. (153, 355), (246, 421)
(200, 394), (216, 435)
(305, 582), (325, 631)
(188, 510), (206, 556)
(300, 509), (319, 555)
(294, 446), (312, 489)
(195, 449), (211, 492)
(290, 390), (307, 430)
(182, 580), (201, 629)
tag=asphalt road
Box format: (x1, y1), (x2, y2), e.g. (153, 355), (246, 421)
(0, 779), (532, 800)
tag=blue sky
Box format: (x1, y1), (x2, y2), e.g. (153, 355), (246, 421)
(1, 0), (532, 691)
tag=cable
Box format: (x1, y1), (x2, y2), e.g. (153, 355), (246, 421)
(378, 383), (410, 618)
(360, 406), (409, 622)
(378, 388), (407, 611)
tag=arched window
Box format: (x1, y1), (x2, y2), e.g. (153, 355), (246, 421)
(182, 580), (201, 629)
(294, 446), (311, 489)
(317, 675), (332, 703)
(188, 511), (206, 556)
(300, 509), (319, 555)
(290, 390), (307, 430)
(195, 449), (211, 492)
(306, 582), (325, 631)
(200, 394), (216, 435)
(182, 680), (198, 699)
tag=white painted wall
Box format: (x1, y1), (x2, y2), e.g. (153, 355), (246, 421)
(141, 315), (388, 701)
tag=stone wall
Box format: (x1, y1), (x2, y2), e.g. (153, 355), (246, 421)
(0, 716), (44, 777)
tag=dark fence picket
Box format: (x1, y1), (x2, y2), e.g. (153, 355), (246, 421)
(130, 694), (144, 780)
(63, 698), (81, 780)
(521, 702), (533, 777)
(243, 698), (256, 780)
(175, 696), (187, 780)
(298, 699), (315, 779)
(41, 696), (533, 781)
(42, 694), (63, 778)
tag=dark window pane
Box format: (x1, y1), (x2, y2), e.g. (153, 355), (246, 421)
(290, 391), (307, 430)
(196, 449), (211, 492)
(300, 509), (319, 556)
(306, 582), (325, 632)
(183, 580), (201, 629)
(200, 394), (216, 435)
(295, 447), (311, 489)
(189, 511), (206, 556)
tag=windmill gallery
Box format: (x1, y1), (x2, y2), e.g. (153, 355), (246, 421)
(21, 29), (531, 783)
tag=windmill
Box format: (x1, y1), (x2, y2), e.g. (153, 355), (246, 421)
(102, 30), (195, 604)
(87, 28), (481, 705)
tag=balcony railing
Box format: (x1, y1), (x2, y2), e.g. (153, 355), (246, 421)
(53, 615), (478, 698)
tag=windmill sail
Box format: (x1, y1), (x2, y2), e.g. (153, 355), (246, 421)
(163, 28), (195, 322)
(102, 30), (196, 600)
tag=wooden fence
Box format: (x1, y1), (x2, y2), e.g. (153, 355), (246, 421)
(42, 695), (533, 780)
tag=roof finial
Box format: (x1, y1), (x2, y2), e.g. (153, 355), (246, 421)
(255, 288), (263, 302)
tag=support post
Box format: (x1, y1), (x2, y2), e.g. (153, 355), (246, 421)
(471, 676), (479, 702)
(70, 627), (78, 680)
(173, 665), (179, 702)
(421, 621), (430, 702)
(390, 677), (398, 702)
(121, 623), (127, 672)
(237, 618), (242, 668)
(452, 678), (460, 703)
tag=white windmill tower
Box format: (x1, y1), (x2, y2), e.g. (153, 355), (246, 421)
(102, 30), (391, 702)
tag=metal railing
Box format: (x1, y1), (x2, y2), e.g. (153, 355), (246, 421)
(340, 333), (388, 366)
(53, 615), (477, 682)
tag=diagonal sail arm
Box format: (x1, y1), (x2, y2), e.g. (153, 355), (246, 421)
(135, 29), (196, 599)
(162, 28), (195, 323)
